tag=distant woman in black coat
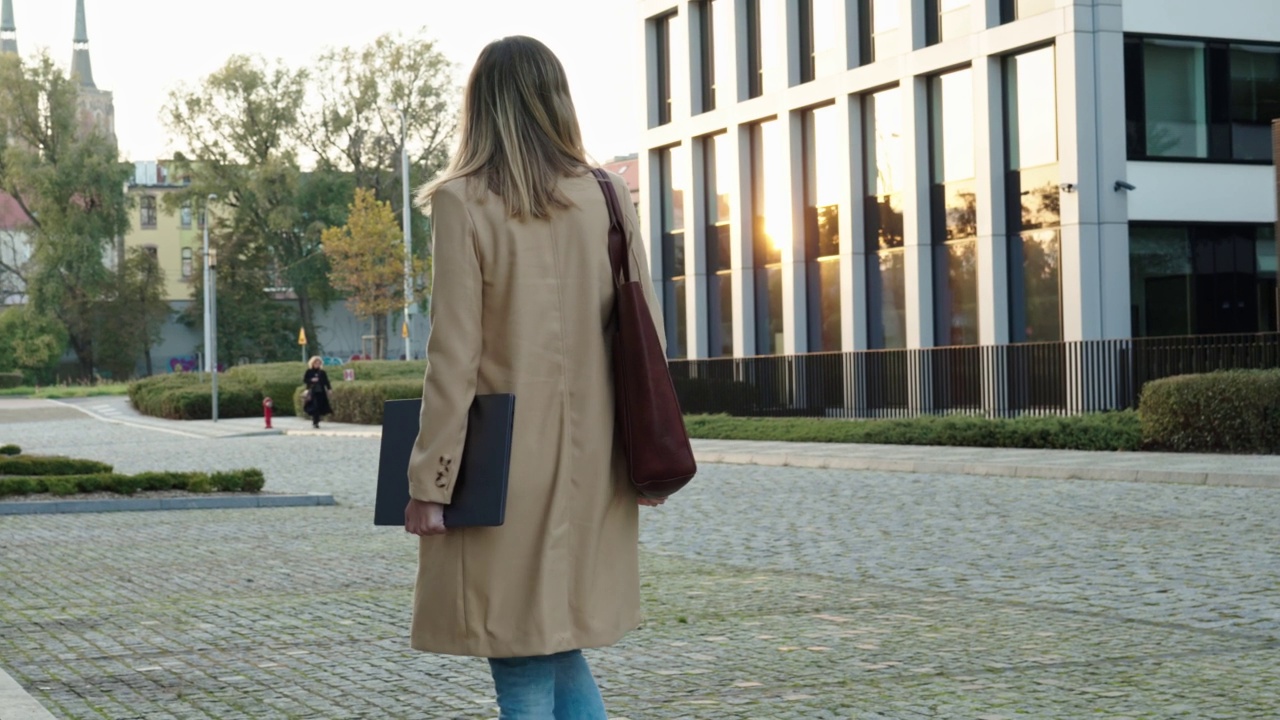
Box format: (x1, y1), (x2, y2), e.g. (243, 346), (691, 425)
(302, 356), (333, 428)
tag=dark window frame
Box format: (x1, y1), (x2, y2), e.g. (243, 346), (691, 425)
(747, 0), (764, 98)
(697, 0), (717, 113)
(139, 195), (158, 229)
(1000, 0), (1054, 24)
(799, 0), (817, 83)
(1125, 33), (1280, 164)
(654, 13), (675, 125)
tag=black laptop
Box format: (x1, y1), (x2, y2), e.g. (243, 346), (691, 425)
(374, 395), (515, 528)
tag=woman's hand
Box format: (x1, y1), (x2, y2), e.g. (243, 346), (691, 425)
(637, 496), (667, 507)
(405, 499), (447, 536)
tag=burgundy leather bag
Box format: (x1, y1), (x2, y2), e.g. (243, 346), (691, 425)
(592, 168), (697, 499)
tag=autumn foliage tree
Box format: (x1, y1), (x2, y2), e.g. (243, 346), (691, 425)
(322, 189), (426, 358)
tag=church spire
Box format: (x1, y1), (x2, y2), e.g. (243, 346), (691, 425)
(71, 0), (95, 88)
(1, 0), (17, 56)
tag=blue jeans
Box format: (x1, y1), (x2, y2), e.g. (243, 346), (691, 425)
(488, 650), (607, 720)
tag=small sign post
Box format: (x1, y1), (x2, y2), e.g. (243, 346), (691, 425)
(298, 327), (308, 363)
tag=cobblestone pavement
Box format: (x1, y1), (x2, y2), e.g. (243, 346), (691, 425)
(1, 414), (1278, 718)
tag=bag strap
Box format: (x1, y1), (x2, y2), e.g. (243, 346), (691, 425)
(591, 168), (630, 285)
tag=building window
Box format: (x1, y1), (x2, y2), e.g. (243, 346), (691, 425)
(800, 0), (841, 84)
(747, 0), (781, 98)
(653, 13), (674, 125)
(1005, 46), (1062, 344)
(182, 247), (193, 279)
(660, 145), (688, 358)
(1130, 224), (1277, 337)
(926, 0), (973, 46)
(930, 68), (979, 347)
(859, 0), (901, 66)
(696, 1), (715, 113)
(704, 132), (735, 356)
(180, 202), (192, 228)
(864, 87), (906, 349)
(1000, 0), (1054, 24)
(140, 196), (157, 229)
(803, 104), (842, 352)
(751, 119), (786, 354)
(1125, 37), (1280, 162)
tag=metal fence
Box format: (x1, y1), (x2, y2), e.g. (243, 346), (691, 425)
(668, 333), (1280, 418)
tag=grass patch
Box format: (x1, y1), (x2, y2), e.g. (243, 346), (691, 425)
(684, 411), (1143, 452)
(0, 383), (129, 399)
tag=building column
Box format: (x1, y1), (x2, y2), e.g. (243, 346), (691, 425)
(973, 55), (1010, 415)
(902, 77), (934, 351)
(840, 94), (867, 353)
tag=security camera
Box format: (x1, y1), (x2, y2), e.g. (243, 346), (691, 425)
(1059, 183), (1076, 193)
(1114, 180), (1136, 192)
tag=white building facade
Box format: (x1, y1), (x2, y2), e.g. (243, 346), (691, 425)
(640, 0), (1279, 414)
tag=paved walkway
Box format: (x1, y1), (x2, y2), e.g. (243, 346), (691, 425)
(32, 397), (1280, 489)
(1, 401), (1279, 718)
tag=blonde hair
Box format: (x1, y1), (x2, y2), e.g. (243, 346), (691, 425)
(308, 356), (323, 368)
(419, 36), (589, 220)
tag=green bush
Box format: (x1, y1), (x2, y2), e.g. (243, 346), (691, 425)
(294, 379), (422, 424)
(1140, 369), (1280, 453)
(0, 444), (20, 456)
(0, 469), (266, 498)
(227, 363), (307, 415)
(684, 411), (1143, 452)
(0, 372), (22, 389)
(0, 455), (113, 476)
(341, 360), (426, 381)
(128, 373), (263, 420)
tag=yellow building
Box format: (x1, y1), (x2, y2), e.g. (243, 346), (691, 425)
(122, 161), (203, 302)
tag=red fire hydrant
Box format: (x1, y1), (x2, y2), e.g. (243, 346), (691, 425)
(263, 397), (274, 429)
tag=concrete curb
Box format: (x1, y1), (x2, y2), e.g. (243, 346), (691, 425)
(694, 451), (1280, 490)
(0, 665), (55, 720)
(283, 429), (382, 438)
(0, 493), (336, 516)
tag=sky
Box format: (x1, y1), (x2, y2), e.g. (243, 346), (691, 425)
(9, 0), (644, 164)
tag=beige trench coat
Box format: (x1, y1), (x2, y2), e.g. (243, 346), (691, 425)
(407, 171), (661, 658)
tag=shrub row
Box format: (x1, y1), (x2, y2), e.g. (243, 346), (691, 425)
(684, 411), (1143, 452)
(294, 379), (422, 425)
(0, 468), (266, 498)
(0, 444), (20, 456)
(129, 373), (264, 420)
(1140, 369), (1280, 453)
(0, 455), (114, 476)
(0, 371), (22, 389)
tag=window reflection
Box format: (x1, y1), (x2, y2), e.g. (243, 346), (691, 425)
(802, 0), (842, 82)
(654, 14), (673, 125)
(861, 0), (901, 64)
(930, 68), (979, 346)
(1005, 47), (1062, 343)
(1143, 40), (1208, 158)
(752, 119), (787, 354)
(864, 87), (906, 349)
(661, 145), (688, 358)
(1002, 0), (1054, 23)
(1229, 45), (1280, 160)
(748, 0), (782, 97)
(805, 104), (841, 351)
(705, 133), (734, 356)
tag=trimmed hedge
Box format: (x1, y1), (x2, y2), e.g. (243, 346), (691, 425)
(1140, 369), (1280, 453)
(0, 371), (22, 389)
(0, 455), (114, 476)
(341, 360), (426, 381)
(227, 364), (306, 415)
(294, 380), (422, 425)
(0, 444), (20, 456)
(685, 411), (1143, 451)
(0, 468), (266, 498)
(129, 373), (264, 420)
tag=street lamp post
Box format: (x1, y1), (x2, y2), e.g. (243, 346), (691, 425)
(396, 105), (412, 360)
(202, 193), (219, 421)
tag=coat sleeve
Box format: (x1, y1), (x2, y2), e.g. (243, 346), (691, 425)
(614, 174), (665, 354)
(407, 184), (482, 504)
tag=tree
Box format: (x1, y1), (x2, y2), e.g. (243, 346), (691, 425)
(322, 189), (426, 358)
(306, 30), (458, 316)
(162, 56), (337, 357)
(93, 248), (170, 379)
(0, 52), (133, 376)
(0, 308), (67, 384)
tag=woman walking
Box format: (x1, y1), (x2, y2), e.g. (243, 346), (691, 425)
(402, 36), (667, 719)
(302, 356), (332, 429)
